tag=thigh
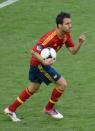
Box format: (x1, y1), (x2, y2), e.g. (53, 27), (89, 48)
(29, 65), (42, 84)
(38, 65), (61, 85)
(43, 65), (61, 81)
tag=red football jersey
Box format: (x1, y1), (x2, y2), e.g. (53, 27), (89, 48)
(30, 29), (74, 65)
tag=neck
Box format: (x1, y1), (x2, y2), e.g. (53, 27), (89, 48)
(56, 28), (65, 38)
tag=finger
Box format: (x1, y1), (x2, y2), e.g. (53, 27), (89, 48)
(81, 32), (88, 36)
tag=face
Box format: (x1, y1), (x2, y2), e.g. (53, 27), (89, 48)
(59, 18), (72, 33)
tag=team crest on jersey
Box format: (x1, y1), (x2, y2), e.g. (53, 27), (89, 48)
(36, 45), (43, 51)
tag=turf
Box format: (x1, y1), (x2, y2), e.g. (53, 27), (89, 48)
(0, 0), (95, 131)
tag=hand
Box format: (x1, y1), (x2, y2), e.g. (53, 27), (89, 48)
(42, 58), (55, 65)
(78, 32), (86, 44)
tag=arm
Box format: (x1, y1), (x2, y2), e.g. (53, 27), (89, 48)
(68, 33), (86, 55)
(31, 50), (54, 65)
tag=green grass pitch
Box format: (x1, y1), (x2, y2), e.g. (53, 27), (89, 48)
(0, 0), (95, 131)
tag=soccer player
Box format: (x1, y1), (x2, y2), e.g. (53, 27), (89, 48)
(4, 12), (86, 122)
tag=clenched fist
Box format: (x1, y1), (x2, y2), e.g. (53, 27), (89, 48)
(79, 33), (86, 44)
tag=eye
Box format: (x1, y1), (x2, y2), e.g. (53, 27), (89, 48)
(66, 22), (70, 25)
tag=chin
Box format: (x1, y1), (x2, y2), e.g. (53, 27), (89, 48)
(64, 30), (70, 33)
(66, 30), (71, 33)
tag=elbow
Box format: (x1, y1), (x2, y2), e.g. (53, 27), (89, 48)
(72, 51), (76, 55)
(71, 48), (77, 55)
(71, 50), (77, 55)
(69, 47), (76, 55)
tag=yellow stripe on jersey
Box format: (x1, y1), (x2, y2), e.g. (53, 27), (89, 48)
(42, 31), (56, 46)
(17, 97), (24, 104)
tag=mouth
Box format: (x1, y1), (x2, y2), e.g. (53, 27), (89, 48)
(67, 28), (71, 32)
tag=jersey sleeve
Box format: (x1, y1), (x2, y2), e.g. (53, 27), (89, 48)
(32, 30), (56, 53)
(32, 43), (45, 54)
(65, 33), (74, 48)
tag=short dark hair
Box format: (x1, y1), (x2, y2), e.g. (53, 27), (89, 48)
(56, 12), (71, 27)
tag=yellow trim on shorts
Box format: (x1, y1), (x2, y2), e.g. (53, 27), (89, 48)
(38, 65), (55, 82)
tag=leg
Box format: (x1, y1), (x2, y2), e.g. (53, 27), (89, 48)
(56, 76), (67, 91)
(8, 82), (41, 112)
(45, 76), (67, 109)
(44, 76), (67, 119)
(28, 82), (41, 94)
(4, 82), (41, 122)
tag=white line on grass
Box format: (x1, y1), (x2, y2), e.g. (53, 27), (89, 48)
(0, 0), (19, 9)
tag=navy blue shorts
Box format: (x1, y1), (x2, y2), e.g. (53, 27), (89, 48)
(29, 64), (61, 85)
